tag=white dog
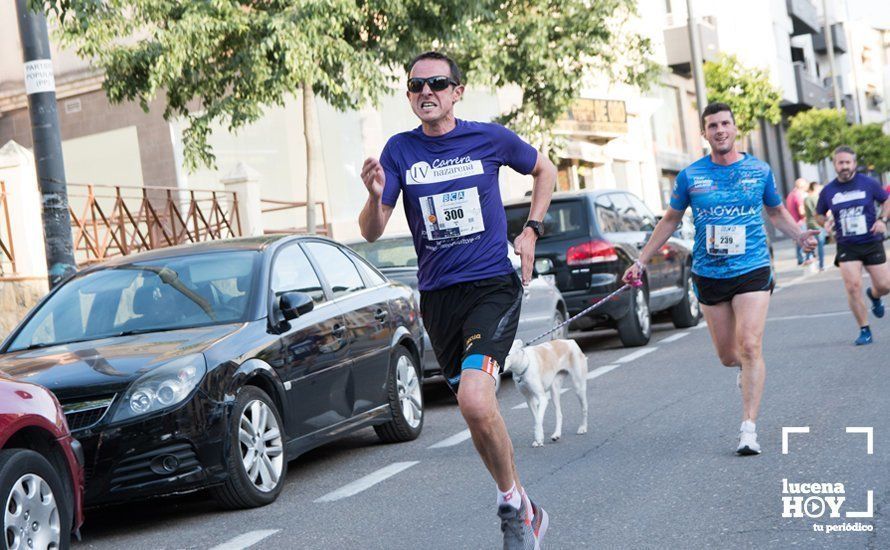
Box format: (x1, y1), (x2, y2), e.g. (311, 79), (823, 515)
(504, 338), (588, 447)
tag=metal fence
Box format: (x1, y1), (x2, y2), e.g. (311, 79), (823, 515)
(67, 183), (242, 265)
(0, 181), (15, 276)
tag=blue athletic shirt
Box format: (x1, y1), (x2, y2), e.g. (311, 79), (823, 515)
(670, 153), (782, 279)
(815, 173), (888, 245)
(380, 119), (538, 291)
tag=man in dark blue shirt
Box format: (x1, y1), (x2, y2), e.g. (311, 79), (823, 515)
(816, 145), (890, 345)
(358, 51), (556, 549)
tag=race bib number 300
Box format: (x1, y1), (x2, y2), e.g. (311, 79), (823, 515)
(706, 224), (746, 256)
(420, 188), (485, 241)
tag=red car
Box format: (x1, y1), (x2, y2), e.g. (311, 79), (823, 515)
(0, 377), (84, 549)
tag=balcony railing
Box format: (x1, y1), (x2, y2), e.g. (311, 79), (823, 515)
(787, 0), (819, 36)
(0, 181), (15, 276)
(67, 183), (242, 265)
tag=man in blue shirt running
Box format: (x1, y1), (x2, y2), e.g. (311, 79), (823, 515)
(815, 145), (890, 345)
(623, 103), (817, 455)
(358, 51), (556, 549)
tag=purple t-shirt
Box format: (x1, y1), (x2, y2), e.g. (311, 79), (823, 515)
(816, 173), (888, 245)
(380, 119), (538, 291)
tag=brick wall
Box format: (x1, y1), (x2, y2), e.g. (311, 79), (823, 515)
(0, 90), (177, 188)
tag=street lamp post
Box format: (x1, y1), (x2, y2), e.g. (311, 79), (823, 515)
(15, 0), (76, 288)
(686, 0), (708, 153)
(822, 0), (844, 112)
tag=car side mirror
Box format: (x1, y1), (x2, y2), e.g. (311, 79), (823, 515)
(279, 291), (314, 320)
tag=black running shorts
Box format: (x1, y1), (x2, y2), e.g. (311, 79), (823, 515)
(420, 273), (522, 392)
(691, 266), (774, 306)
(834, 240), (887, 267)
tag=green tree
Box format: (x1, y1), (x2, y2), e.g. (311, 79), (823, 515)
(786, 108), (848, 165)
(37, 0), (655, 228)
(703, 54), (782, 136)
(843, 123), (890, 173)
(454, 0), (659, 152)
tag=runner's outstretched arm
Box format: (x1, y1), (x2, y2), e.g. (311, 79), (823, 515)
(765, 205), (818, 252)
(514, 152), (557, 284)
(622, 207), (685, 284)
(358, 157), (395, 242)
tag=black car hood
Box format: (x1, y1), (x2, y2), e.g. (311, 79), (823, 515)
(0, 324), (242, 400)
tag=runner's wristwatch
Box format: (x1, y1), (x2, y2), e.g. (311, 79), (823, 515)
(880, 216), (889, 224)
(524, 220), (544, 238)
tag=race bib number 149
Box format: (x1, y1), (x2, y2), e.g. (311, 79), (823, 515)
(420, 188), (485, 241)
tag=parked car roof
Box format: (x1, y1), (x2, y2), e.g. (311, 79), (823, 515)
(85, 234), (336, 268)
(503, 189), (615, 207)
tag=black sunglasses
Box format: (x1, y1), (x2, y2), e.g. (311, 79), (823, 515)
(407, 75), (460, 93)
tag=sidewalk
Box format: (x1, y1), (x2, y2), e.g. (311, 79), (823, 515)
(771, 236), (836, 283)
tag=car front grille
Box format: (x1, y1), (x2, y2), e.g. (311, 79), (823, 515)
(109, 442), (201, 490)
(61, 395), (116, 432)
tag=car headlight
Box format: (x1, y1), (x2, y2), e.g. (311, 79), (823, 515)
(110, 354), (207, 422)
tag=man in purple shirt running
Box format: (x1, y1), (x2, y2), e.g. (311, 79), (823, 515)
(358, 51), (556, 549)
(816, 145), (890, 345)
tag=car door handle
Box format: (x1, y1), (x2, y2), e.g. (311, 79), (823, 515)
(332, 324), (347, 338)
(374, 309), (388, 322)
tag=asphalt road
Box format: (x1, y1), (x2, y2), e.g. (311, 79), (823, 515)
(74, 255), (889, 549)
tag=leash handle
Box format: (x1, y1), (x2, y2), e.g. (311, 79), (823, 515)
(524, 283), (636, 347)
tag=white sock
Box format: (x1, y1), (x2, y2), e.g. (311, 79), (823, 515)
(497, 483), (521, 510)
(741, 420), (756, 433)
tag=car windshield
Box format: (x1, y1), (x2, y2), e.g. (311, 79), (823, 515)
(349, 238), (417, 268)
(505, 200), (589, 241)
(6, 251), (258, 352)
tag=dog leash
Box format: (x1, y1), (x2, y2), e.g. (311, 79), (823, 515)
(523, 281), (641, 347)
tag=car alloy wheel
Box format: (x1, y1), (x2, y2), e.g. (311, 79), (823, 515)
(396, 355), (422, 429)
(4, 473), (61, 550)
(552, 309), (567, 340)
(239, 399), (284, 493)
(686, 274), (700, 318)
(636, 287), (651, 336)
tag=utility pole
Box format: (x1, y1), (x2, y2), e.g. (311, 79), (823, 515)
(15, 0), (76, 288)
(686, 0), (708, 152)
(822, 0), (843, 112)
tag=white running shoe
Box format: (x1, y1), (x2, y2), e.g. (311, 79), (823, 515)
(736, 420), (761, 455)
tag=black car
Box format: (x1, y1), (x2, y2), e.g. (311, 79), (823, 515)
(504, 190), (700, 346)
(0, 235), (425, 508)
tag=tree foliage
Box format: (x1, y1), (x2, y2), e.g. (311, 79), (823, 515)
(786, 108), (848, 165)
(703, 54), (782, 136)
(454, 0), (659, 150)
(36, 0), (657, 168)
(787, 108), (890, 173)
(843, 123), (890, 173)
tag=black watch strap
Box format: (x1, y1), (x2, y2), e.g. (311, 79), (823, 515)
(524, 220), (543, 238)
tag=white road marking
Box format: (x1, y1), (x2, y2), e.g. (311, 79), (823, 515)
(315, 462), (419, 503)
(657, 332), (689, 344)
(209, 530), (280, 550)
(615, 347), (658, 363)
(767, 311), (848, 323)
(587, 364), (620, 380)
(428, 429), (472, 449)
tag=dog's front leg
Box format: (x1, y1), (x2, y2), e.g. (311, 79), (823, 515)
(531, 395), (548, 447)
